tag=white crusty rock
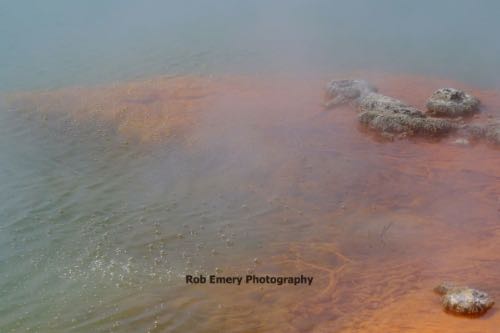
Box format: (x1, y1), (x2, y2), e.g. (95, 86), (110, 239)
(323, 80), (468, 138)
(426, 88), (480, 118)
(359, 93), (425, 118)
(434, 282), (494, 316)
(358, 93), (455, 136)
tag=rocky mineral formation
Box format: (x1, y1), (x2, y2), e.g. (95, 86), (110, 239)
(324, 79), (377, 108)
(426, 88), (480, 118)
(434, 282), (495, 316)
(359, 93), (425, 117)
(358, 93), (455, 137)
(323, 80), (494, 139)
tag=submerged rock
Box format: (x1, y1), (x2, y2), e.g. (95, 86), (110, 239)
(434, 282), (494, 316)
(465, 120), (500, 145)
(358, 93), (455, 136)
(465, 123), (487, 139)
(485, 122), (500, 144)
(324, 79), (377, 108)
(426, 88), (480, 118)
(452, 138), (470, 146)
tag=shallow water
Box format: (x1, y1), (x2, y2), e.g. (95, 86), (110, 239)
(1, 2), (500, 333)
(2, 73), (500, 332)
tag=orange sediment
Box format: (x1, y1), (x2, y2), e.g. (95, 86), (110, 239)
(5, 75), (218, 143)
(4, 72), (500, 332)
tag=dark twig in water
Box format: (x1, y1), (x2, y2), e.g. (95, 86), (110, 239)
(380, 221), (393, 246)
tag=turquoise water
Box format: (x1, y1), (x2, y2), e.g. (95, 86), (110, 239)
(0, 98), (278, 332)
(2, 0), (500, 91)
(1, 1), (500, 332)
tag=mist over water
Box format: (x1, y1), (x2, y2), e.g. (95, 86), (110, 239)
(1, 1), (500, 333)
(2, 0), (500, 91)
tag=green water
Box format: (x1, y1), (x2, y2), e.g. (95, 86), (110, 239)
(0, 102), (280, 332)
(1, 1), (500, 332)
(2, 0), (500, 91)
